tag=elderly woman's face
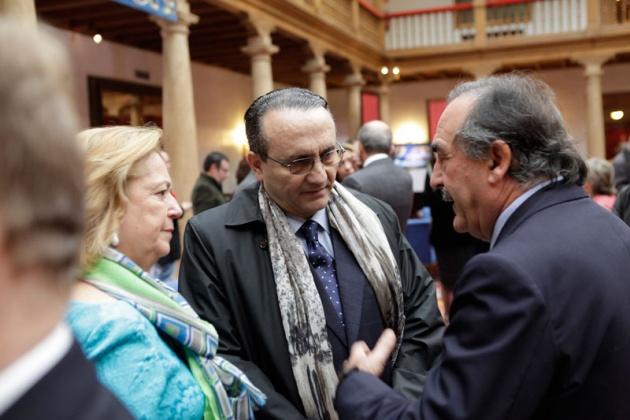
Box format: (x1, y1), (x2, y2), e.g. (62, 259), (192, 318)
(117, 152), (182, 270)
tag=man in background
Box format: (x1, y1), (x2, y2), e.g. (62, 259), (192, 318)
(191, 151), (230, 215)
(335, 73), (630, 419)
(0, 18), (131, 419)
(343, 120), (414, 232)
(612, 139), (630, 191)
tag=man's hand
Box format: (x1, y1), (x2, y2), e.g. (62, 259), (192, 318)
(341, 328), (397, 378)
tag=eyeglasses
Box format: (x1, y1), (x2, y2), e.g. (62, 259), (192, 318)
(264, 144), (345, 175)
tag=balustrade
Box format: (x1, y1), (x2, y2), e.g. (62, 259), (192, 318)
(384, 0), (628, 50)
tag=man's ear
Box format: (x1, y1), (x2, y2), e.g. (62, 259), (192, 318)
(247, 152), (264, 181)
(488, 140), (512, 184)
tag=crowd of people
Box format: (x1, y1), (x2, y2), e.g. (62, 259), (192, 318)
(2, 16), (630, 420)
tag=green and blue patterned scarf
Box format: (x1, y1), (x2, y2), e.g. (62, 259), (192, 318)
(85, 247), (266, 420)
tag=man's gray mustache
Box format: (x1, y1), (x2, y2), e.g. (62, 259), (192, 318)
(441, 188), (453, 202)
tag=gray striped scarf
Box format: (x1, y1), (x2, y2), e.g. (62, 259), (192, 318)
(258, 182), (404, 420)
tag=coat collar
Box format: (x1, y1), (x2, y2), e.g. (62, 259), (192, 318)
(495, 183), (588, 246)
(224, 181), (264, 227)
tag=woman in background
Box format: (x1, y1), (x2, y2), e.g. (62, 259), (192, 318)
(66, 125), (265, 419)
(584, 157), (616, 211)
(336, 141), (357, 182)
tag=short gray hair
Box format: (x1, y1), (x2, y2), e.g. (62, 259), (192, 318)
(358, 120), (392, 154)
(448, 72), (587, 188)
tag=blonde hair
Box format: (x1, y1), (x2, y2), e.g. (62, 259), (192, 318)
(78, 125), (163, 271)
(0, 19), (83, 283)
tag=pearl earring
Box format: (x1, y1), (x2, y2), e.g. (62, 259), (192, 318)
(111, 233), (120, 247)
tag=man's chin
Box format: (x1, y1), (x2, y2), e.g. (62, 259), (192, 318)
(452, 219), (469, 234)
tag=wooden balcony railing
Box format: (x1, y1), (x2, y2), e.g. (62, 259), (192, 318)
(288, 0), (384, 48)
(384, 0), (629, 50)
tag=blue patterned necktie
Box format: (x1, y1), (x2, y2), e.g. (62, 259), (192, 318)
(299, 220), (344, 324)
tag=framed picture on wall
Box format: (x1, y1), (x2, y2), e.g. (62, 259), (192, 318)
(88, 76), (162, 127)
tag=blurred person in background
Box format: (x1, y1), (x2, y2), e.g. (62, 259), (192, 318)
(233, 156), (257, 197)
(612, 139), (630, 190)
(425, 163), (488, 323)
(343, 121), (414, 232)
(613, 185), (630, 226)
(583, 157), (616, 211)
(192, 151), (230, 215)
(67, 125), (265, 419)
(0, 18), (131, 419)
(336, 142), (357, 182)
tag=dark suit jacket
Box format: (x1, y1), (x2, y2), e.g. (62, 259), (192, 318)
(342, 157), (414, 232)
(191, 173), (226, 215)
(1, 339), (132, 420)
(336, 183), (630, 420)
(179, 181), (444, 419)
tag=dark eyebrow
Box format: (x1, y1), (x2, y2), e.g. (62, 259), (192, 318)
(290, 144), (338, 162)
(430, 143), (440, 154)
(322, 144), (337, 154)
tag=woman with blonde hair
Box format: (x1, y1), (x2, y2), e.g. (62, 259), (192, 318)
(66, 125), (265, 419)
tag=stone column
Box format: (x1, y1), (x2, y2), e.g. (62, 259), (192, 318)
(128, 96), (142, 127)
(586, 0), (600, 33)
(472, 0), (487, 48)
(345, 64), (365, 139)
(0, 0), (36, 26)
(152, 2), (199, 205)
(302, 42), (330, 98)
(241, 13), (279, 100)
(378, 82), (391, 124)
(573, 53), (614, 158)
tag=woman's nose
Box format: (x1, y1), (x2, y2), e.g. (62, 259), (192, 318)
(168, 194), (183, 218)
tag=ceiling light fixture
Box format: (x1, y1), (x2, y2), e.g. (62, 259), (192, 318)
(93, 33), (103, 44)
(611, 110), (624, 121)
(380, 65), (401, 82)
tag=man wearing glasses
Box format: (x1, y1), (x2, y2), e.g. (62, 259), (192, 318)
(179, 88), (444, 419)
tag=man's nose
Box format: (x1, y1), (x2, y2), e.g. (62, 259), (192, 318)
(307, 159), (328, 180)
(430, 163), (443, 190)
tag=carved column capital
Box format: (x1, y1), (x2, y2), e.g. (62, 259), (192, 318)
(241, 34), (279, 57)
(572, 52), (615, 77)
(151, 1), (199, 35)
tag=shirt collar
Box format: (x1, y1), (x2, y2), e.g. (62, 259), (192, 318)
(363, 153), (389, 167)
(0, 322), (72, 416)
(286, 208), (329, 235)
(490, 177), (561, 249)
